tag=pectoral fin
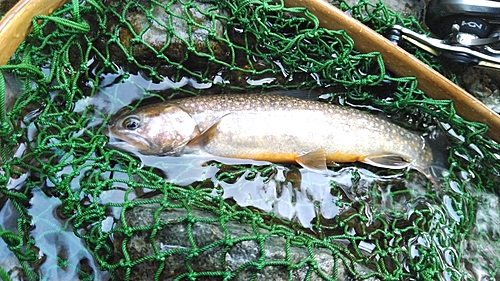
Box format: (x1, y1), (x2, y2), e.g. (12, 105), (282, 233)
(295, 149), (328, 171)
(186, 119), (222, 148)
(362, 155), (411, 169)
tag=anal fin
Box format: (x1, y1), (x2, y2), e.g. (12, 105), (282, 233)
(362, 154), (411, 169)
(296, 149), (328, 171)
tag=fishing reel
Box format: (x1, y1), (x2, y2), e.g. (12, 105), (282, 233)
(387, 0), (500, 69)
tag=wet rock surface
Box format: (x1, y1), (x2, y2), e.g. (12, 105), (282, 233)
(113, 196), (380, 281)
(342, 0), (426, 21)
(123, 0), (229, 64)
(97, 0), (230, 78)
(456, 67), (500, 113)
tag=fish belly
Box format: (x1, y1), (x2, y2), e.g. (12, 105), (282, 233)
(200, 108), (420, 165)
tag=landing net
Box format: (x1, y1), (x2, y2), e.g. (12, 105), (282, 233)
(0, 0), (499, 280)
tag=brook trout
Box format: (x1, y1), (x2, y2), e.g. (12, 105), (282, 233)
(107, 94), (433, 173)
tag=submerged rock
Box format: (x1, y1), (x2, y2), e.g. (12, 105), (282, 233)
(113, 195), (380, 281)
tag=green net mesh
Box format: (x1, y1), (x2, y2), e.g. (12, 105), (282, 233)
(1, 0), (500, 280)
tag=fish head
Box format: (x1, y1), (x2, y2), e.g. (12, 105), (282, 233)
(106, 104), (199, 155)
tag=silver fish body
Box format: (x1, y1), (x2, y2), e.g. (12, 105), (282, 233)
(107, 94), (433, 172)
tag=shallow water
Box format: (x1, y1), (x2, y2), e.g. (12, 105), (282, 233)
(1, 71), (499, 281)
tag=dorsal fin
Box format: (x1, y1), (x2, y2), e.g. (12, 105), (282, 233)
(295, 149), (328, 171)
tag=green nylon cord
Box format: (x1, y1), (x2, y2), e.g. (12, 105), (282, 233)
(0, 267), (12, 281)
(0, 71), (7, 163)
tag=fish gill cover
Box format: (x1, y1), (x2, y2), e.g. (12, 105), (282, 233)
(0, 0), (499, 280)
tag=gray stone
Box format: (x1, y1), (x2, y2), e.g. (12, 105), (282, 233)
(103, 0), (230, 77)
(456, 67), (500, 114)
(124, 1), (229, 63)
(336, 0), (426, 21)
(113, 197), (380, 281)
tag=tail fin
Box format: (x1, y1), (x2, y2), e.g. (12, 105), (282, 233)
(418, 128), (451, 189)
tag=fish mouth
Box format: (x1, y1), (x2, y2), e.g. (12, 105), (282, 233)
(107, 138), (137, 152)
(105, 129), (154, 155)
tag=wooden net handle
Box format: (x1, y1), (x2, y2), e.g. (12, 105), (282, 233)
(0, 0), (68, 65)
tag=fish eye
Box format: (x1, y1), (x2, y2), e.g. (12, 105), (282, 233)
(122, 116), (141, 130)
